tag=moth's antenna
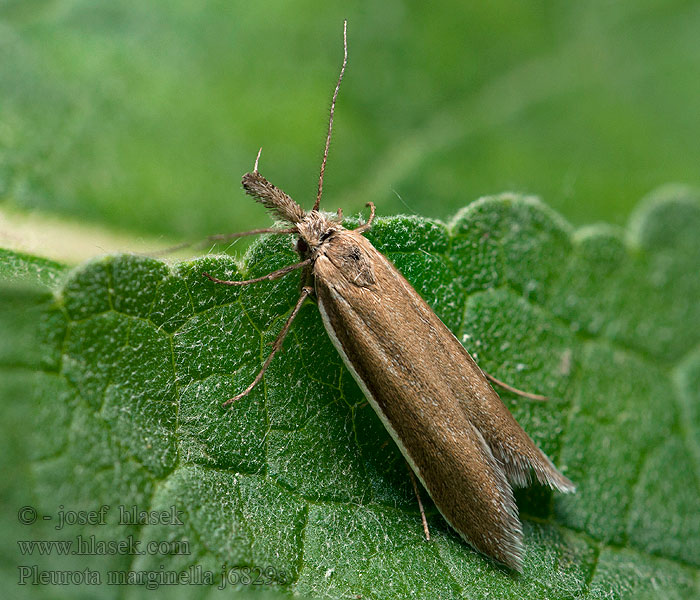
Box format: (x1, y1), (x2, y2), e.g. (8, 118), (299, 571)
(253, 147), (262, 173)
(313, 19), (347, 212)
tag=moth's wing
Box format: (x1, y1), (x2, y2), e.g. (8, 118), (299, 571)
(446, 337), (576, 493)
(366, 244), (574, 493)
(327, 231), (574, 494)
(314, 231), (526, 569)
(433, 334), (575, 492)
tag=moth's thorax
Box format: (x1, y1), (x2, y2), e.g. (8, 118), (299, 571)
(310, 227), (377, 287)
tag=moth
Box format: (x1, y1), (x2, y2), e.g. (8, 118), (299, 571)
(204, 22), (575, 571)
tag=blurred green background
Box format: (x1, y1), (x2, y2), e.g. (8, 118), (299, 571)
(2, 0), (699, 262)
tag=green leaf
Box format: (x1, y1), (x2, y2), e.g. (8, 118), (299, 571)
(2, 188), (700, 599)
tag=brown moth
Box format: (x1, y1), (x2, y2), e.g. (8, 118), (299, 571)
(204, 21), (575, 571)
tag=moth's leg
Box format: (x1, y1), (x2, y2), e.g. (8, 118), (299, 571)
(222, 286), (314, 407)
(299, 263), (315, 293)
(203, 258), (312, 286)
(335, 207), (343, 223)
(354, 202), (376, 233)
(204, 228), (296, 246)
(406, 465), (431, 541)
(152, 227), (296, 256)
(484, 372), (548, 402)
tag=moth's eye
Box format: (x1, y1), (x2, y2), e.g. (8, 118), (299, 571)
(319, 229), (335, 242)
(296, 238), (309, 254)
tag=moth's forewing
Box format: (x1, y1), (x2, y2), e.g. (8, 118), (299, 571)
(313, 229), (571, 570)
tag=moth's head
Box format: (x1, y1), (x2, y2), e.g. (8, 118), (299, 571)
(296, 211), (341, 256)
(241, 170), (343, 257)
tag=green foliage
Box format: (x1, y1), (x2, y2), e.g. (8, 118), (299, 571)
(1, 188), (699, 598)
(2, 1), (700, 243)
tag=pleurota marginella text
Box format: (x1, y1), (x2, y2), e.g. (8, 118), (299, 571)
(203, 21), (575, 572)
